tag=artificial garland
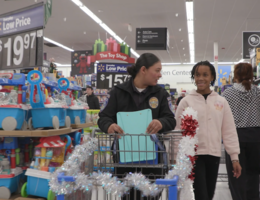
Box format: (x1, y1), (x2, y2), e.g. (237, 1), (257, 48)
(49, 107), (199, 199)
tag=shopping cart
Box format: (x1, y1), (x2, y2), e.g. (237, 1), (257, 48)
(56, 129), (183, 200)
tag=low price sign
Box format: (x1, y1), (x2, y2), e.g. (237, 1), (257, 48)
(96, 63), (133, 89)
(0, 3), (44, 70)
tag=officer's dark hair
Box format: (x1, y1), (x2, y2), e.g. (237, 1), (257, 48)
(191, 60), (216, 86)
(127, 53), (160, 79)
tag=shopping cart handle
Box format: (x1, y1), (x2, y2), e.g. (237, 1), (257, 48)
(163, 130), (183, 135)
(57, 173), (75, 182)
(155, 175), (179, 185)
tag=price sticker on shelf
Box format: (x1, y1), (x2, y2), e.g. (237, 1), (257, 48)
(96, 63), (133, 89)
(0, 30), (42, 69)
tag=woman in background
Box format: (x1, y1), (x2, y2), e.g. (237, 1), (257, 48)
(222, 63), (260, 200)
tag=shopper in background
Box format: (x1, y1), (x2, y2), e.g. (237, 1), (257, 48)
(98, 53), (176, 200)
(175, 61), (241, 200)
(222, 63), (260, 200)
(176, 90), (186, 106)
(85, 85), (100, 109)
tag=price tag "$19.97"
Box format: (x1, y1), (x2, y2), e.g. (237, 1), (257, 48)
(0, 30), (40, 69)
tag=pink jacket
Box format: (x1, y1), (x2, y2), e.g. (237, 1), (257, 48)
(175, 89), (240, 160)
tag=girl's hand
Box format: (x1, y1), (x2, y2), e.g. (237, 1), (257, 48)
(232, 161), (242, 178)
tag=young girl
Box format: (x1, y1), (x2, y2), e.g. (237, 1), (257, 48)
(175, 61), (242, 200)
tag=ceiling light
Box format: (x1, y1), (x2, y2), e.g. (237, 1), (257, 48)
(114, 35), (124, 43)
(80, 6), (102, 24)
(131, 49), (140, 58)
(71, 0), (83, 7)
(179, 28), (181, 31)
(128, 24), (132, 32)
(175, 13), (179, 17)
(64, 18), (67, 22)
(43, 37), (74, 52)
(186, 1), (195, 63)
(71, 0), (140, 58)
(181, 40), (183, 42)
(183, 48), (185, 50)
(84, 32), (86, 34)
(162, 63), (181, 65)
(184, 54), (186, 56)
(55, 64), (71, 67)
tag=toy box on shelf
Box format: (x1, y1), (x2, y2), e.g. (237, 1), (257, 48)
(21, 135), (72, 200)
(58, 78), (88, 125)
(0, 137), (30, 199)
(27, 71), (71, 130)
(0, 73), (29, 131)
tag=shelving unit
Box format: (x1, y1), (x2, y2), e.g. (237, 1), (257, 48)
(71, 122), (94, 129)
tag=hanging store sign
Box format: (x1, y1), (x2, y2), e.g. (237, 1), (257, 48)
(0, 3), (44, 70)
(243, 32), (260, 59)
(96, 63), (132, 89)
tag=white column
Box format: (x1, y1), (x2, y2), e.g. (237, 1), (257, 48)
(214, 42), (218, 87)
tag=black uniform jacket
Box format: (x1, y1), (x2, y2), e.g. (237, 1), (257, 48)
(98, 79), (176, 133)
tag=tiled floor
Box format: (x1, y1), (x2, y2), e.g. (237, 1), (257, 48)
(214, 182), (232, 200)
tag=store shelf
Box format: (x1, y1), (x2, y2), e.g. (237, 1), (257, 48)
(0, 127), (73, 137)
(0, 194), (44, 200)
(71, 122), (94, 129)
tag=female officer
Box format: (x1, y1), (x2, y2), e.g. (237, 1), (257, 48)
(98, 53), (176, 199)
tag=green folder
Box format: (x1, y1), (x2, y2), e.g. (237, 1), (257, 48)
(117, 109), (156, 163)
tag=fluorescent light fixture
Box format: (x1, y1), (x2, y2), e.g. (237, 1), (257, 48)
(162, 63), (182, 65)
(70, 0), (140, 58)
(44, 37), (74, 52)
(99, 23), (116, 37)
(130, 49), (140, 58)
(55, 63), (71, 67)
(114, 35), (124, 43)
(186, 1), (195, 63)
(71, 0), (83, 7)
(80, 7), (102, 24)
(188, 34), (194, 43)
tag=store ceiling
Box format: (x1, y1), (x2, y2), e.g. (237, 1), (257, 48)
(1, 0), (260, 65)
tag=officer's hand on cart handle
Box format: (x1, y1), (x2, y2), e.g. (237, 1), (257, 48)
(108, 123), (124, 138)
(232, 161), (242, 178)
(146, 119), (163, 134)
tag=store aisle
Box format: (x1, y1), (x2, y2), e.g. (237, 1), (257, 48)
(213, 163), (232, 200)
(213, 182), (232, 200)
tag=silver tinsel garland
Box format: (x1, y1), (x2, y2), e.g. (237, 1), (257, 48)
(49, 107), (198, 199)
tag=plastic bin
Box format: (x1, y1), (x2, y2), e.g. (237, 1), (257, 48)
(67, 109), (86, 124)
(21, 168), (55, 200)
(0, 167), (23, 199)
(29, 107), (69, 129)
(0, 107), (27, 130)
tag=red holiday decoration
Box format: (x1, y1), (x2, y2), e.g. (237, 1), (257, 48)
(181, 114), (199, 181)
